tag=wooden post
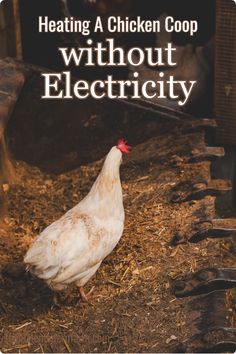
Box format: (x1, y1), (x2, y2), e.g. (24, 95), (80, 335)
(215, 0), (236, 145)
(0, 0), (22, 59)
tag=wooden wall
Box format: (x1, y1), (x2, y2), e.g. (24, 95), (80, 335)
(215, 0), (236, 145)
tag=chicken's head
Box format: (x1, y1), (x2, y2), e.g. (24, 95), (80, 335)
(116, 139), (131, 154)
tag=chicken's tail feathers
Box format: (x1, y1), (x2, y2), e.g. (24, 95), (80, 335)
(24, 250), (61, 281)
(24, 242), (48, 268)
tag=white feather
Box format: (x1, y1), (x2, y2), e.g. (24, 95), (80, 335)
(24, 146), (125, 290)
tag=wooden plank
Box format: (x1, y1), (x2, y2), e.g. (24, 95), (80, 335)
(170, 178), (232, 202)
(176, 291), (236, 353)
(172, 217), (236, 244)
(172, 268), (236, 297)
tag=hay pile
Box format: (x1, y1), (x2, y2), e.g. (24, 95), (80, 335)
(0, 133), (234, 353)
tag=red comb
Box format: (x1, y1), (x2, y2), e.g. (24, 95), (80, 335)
(116, 139), (131, 154)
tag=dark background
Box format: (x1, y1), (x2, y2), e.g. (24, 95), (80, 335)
(19, 0), (216, 76)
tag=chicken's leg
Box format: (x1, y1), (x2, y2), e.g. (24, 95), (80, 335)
(51, 292), (62, 309)
(79, 286), (95, 302)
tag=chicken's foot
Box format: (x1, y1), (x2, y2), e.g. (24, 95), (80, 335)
(79, 286), (95, 302)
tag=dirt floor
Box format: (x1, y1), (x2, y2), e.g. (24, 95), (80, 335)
(0, 131), (235, 353)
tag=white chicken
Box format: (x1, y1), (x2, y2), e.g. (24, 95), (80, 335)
(24, 139), (131, 301)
